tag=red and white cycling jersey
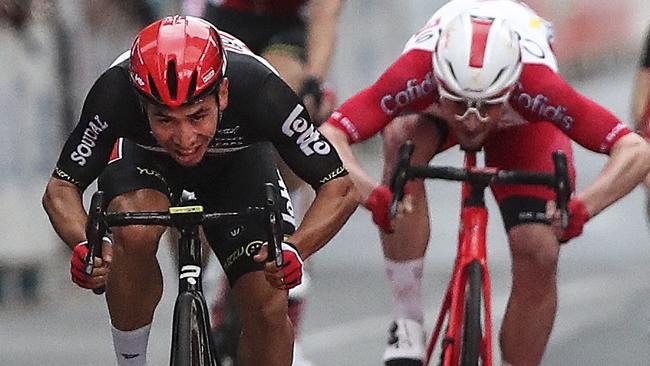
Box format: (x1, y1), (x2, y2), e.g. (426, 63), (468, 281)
(326, 0), (631, 154)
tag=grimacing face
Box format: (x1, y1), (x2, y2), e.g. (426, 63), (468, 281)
(145, 79), (229, 166)
(439, 97), (506, 151)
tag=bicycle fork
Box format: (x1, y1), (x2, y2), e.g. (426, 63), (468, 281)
(425, 205), (494, 366)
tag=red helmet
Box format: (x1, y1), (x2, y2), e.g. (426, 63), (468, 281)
(129, 15), (227, 108)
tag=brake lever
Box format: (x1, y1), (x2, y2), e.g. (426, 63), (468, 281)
(389, 141), (415, 218)
(85, 191), (107, 295)
(264, 183), (284, 268)
(552, 151), (570, 229)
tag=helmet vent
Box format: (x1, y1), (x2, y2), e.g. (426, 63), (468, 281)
(446, 61), (457, 81)
(489, 68), (506, 88)
(147, 74), (162, 103)
(167, 60), (178, 100)
(187, 70), (198, 99)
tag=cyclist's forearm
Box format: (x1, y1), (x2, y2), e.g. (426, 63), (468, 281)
(305, 0), (342, 79)
(42, 177), (88, 249)
(320, 123), (378, 201)
(288, 175), (358, 259)
(578, 133), (650, 217)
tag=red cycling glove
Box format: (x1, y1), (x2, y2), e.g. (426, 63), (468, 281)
(70, 241), (93, 289)
(280, 242), (304, 289)
(560, 198), (591, 243)
(365, 185), (394, 234)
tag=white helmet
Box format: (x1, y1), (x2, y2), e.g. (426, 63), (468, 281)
(433, 7), (523, 102)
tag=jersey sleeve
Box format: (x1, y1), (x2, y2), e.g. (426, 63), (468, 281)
(512, 64), (632, 154)
(52, 67), (135, 190)
(250, 73), (348, 190)
(325, 49), (438, 143)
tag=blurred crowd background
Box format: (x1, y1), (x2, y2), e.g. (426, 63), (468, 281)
(0, 0), (648, 349)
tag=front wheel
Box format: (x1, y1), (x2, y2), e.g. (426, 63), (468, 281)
(460, 260), (483, 366)
(171, 291), (219, 366)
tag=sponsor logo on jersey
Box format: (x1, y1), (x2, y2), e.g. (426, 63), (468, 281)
(380, 72), (436, 115)
(223, 240), (264, 270)
(511, 83), (574, 130)
(320, 166), (347, 184)
(281, 104), (332, 156)
(218, 125), (240, 135)
(229, 225), (243, 238)
(276, 170), (296, 227)
(70, 115), (109, 166)
(330, 112), (361, 141)
(53, 166), (82, 187)
(136, 166), (167, 184)
(601, 123), (627, 152)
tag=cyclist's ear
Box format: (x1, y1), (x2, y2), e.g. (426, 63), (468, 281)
(218, 77), (229, 111)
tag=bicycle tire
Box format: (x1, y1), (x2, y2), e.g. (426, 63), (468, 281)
(460, 260), (483, 366)
(171, 292), (219, 366)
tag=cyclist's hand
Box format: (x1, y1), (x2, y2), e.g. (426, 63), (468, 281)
(365, 185), (394, 233)
(70, 238), (113, 290)
(365, 185), (413, 234)
(546, 198), (591, 243)
(253, 242), (304, 290)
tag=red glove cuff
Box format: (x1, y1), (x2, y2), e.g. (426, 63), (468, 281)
(280, 242), (303, 289)
(71, 241), (92, 288)
(365, 185), (394, 234)
(560, 198), (591, 243)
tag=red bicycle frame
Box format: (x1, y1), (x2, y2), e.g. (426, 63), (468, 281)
(389, 141), (569, 366)
(424, 151), (493, 366)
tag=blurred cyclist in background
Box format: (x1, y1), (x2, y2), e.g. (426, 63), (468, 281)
(631, 25), (650, 224)
(320, 1), (650, 365)
(43, 15), (357, 366)
(181, 1), (343, 364)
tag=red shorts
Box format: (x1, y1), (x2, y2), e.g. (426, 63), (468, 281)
(439, 121), (576, 230)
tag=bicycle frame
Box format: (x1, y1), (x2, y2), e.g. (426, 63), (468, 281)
(85, 183), (285, 366)
(425, 151), (493, 366)
(390, 141), (570, 366)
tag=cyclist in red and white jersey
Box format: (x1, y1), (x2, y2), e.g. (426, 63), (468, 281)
(320, 1), (650, 365)
(631, 25), (650, 224)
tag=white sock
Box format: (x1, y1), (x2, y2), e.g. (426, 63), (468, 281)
(111, 323), (152, 366)
(385, 258), (424, 323)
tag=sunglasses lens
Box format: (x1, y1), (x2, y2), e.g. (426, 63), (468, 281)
(438, 84), (508, 122)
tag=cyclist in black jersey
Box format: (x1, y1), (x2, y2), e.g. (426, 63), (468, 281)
(42, 16), (358, 366)
(181, 1), (344, 364)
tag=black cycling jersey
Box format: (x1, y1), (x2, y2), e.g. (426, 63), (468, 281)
(52, 31), (346, 192)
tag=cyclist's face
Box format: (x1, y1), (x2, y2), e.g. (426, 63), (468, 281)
(439, 92), (507, 151)
(147, 80), (228, 166)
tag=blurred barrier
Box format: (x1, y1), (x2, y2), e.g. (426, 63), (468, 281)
(520, 0), (647, 65)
